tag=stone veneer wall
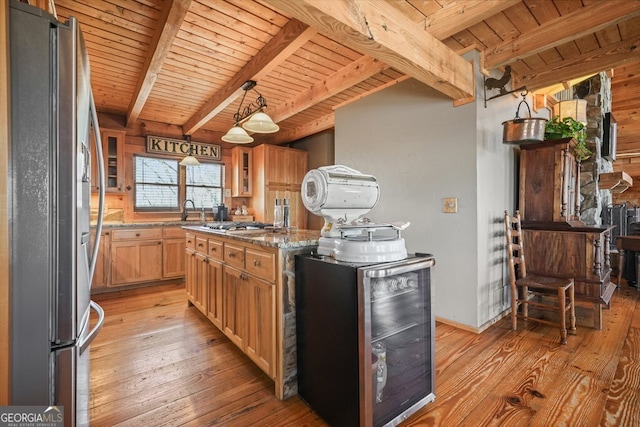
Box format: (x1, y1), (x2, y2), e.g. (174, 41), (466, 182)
(578, 72), (613, 226)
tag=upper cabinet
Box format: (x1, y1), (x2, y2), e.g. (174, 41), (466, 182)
(252, 144), (308, 228)
(92, 128), (125, 193)
(518, 138), (581, 226)
(231, 146), (252, 197)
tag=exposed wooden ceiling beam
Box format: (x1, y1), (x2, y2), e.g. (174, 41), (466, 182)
(181, 18), (316, 136)
(515, 35), (640, 91)
(262, 0), (474, 100)
(126, 0), (191, 128)
(424, 0), (520, 40)
(485, 1), (640, 69)
(269, 55), (389, 123)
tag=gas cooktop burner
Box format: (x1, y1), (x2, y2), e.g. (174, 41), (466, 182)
(205, 221), (271, 231)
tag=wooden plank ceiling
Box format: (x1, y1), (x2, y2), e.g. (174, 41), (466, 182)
(51, 0), (640, 175)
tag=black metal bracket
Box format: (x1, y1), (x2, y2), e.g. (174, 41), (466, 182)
(484, 85), (528, 108)
(483, 65), (527, 107)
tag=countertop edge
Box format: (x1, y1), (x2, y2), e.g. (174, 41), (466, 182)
(182, 225), (320, 249)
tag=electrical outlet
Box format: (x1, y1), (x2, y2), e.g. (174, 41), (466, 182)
(443, 197), (458, 213)
(224, 188), (231, 197)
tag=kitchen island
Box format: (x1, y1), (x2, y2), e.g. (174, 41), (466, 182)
(182, 225), (320, 399)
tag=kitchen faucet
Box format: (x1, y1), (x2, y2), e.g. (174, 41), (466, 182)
(182, 199), (195, 221)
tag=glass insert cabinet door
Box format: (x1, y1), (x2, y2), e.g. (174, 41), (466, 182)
(359, 257), (436, 427)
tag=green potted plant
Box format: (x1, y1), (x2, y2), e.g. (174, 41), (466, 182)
(545, 115), (591, 161)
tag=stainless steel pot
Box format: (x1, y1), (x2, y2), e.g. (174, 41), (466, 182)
(502, 98), (547, 144)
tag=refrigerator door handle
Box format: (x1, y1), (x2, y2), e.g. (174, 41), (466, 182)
(79, 300), (104, 355)
(89, 89), (105, 283)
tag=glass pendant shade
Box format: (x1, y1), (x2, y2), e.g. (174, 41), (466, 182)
(553, 99), (587, 124)
(242, 112), (279, 133)
(222, 125), (254, 143)
(180, 155), (200, 166)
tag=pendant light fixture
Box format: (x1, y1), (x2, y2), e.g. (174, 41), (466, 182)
(553, 99), (587, 125)
(222, 80), (279, 143)
(179, 135), (200, 166)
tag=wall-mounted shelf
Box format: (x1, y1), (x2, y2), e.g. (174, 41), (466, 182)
(599, 171), (633, 194)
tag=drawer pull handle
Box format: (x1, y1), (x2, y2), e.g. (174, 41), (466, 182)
(198, 243), (203, 247)
(253, 260), (261, 267)
(136, 233), (140, 237)
(187, 240), (192, 244)
(228, 252), (236, 258)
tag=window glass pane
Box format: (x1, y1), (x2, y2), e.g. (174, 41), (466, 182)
(186, 163), (222, 186)
(134, 156), (179, 210)
(186, 163), (224, 209)
(135, 157), (178, 184)
(136, 184), (179, 208)
(187, 187), (223, 209)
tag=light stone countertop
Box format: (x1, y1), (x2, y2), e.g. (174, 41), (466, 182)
(182, 225), (321, 249)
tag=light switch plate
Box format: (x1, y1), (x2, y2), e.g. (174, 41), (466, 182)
(224, 188), (231, 197)
(443, 197), (458, 213)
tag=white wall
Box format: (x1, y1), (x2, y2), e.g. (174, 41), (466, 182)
(334, 53), (546, 329)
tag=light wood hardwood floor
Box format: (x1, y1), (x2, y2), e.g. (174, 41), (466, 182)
(90, 282), (640, 426)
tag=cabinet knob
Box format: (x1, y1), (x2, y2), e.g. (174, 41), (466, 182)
(126, 185), (132, 191)
(105, 232), (110, 236)
(136, 233), (140, 237)
(253, 259), (261, 267)
(228, 252), (236, 258)
(157, 241), (161, 245)
(198, 243), (203, 247)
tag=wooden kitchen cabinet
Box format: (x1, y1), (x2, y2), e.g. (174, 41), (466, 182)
(206, 259), (223, 330)
(185, 230), (278, 379)
(92, 225), (186, 294)
(519, 138), (580, 226)
(91, 128), (125, 193)
(523, 225), (614, 329)
(192, 252), (209, 315)
(252, 144), (308, 229)
(182, 228), (318, 398)
(163, 227), (186, 278)
(91, 229), (111, 289)
(246, 274), (276, 377)
(231, 146), (252, 197)
(222, 265), (248, 349)
(110, 228), (163, 286)
(516, 137), (615, 329)
(185, 247), (197, 306)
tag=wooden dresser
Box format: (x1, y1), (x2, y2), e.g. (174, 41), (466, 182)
(518, 138), (615, 329)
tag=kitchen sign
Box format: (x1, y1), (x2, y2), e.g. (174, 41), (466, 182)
(146, 135), (221, 161)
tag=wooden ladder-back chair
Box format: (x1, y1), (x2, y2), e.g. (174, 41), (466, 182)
(504, 210), (577, 344)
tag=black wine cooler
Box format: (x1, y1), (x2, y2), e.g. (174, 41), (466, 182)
(295, 254), (436, 426)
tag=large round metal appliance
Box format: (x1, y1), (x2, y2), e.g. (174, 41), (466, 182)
(302, 165), (379, 238)
(302, 165), (407, 262)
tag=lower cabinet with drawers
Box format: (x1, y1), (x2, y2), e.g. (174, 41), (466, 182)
(183, 228), (320, 400)
(92, 225), (186, 291)
(185, 231), (277, 379)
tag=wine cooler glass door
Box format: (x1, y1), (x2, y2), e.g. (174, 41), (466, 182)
(360, 258), (435, 427)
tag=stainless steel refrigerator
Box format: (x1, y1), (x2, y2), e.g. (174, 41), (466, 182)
(8, 1), (106, 426)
